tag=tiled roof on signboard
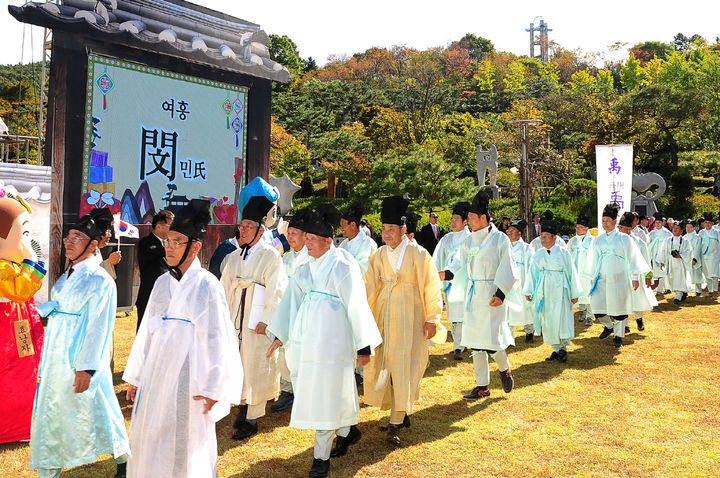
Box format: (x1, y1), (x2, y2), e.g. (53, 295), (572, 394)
(8, 0), (291, 83)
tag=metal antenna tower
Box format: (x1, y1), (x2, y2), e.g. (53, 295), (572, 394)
(525, 17), (552, 62)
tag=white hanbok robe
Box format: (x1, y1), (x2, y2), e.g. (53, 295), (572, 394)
(123, 259), (242, 478)
(632, 225), (650, 244)
(698, 227), (720, 280)
(283, 246), (310, 279)
(586, 229), (650, 316)
(432, 227), (471, 323)
(268, 247), (382, 430)
(660, 235), (693, 293)
(338, 229), (378, 275)
(448, 226), (519, 351)
(523, 245), (582, 345)
(506, 239), (534, 327)
(628, 233), (658, 313)
(220, 240), (287, 408)
(684, 231), (704, 285)
(648, 227), (672, 278)
(567, 233), (595, 305)
(530, 235), (567, 251)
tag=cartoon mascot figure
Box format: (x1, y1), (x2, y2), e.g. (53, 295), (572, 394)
(0, 188), (45, 443)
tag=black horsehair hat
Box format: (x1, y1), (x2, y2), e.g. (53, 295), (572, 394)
(341, 201), (365, 226)
(170, 199), (211, 241)
(469, 188), (491, 216)
(288, 207), (312, 232)
(576, 213), (591, 227)
(602, 203), (620, 220)
(304, 204), (341, 238)
(619, 211), (634, 227)
(71, 207), (113, 242)
(452, 201), (470, 220)
(540, 219), (558, 235)
(242, 195), (274, 224)
(381, 196), (410, 226)
(508, 218), (527, 231)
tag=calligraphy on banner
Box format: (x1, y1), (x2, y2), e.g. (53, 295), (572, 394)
(595, 144), (633, 226)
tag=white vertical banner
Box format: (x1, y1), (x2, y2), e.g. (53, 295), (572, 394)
(596, 144), (633, 227)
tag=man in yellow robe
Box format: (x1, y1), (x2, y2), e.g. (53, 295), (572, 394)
(221, 194), (287, 440)
(363, 196), (443, 446)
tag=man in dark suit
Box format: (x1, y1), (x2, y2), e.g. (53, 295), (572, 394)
(135, 210), (173, 331)
(418, 211), (443, 254)
(531, 213), (541, 239)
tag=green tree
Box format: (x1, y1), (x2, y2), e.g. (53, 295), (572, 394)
(269, 34), (304, 76)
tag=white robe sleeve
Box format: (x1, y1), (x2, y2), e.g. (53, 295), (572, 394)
(336, 263), (383, 353)
(267, 274), (304, 346)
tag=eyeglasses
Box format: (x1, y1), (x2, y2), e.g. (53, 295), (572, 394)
(162, 239), (189, 249)
(63, 234), (89, 245)
(238, 222), (260, 231)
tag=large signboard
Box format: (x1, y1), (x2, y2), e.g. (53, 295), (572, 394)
(596, 144), (633, 226)
(82, 54), (248, 224)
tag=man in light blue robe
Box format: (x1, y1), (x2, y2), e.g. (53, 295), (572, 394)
(698, 212), (720, 296)
(524, 220), (582, 362)
(338, 202), (377, 275)
(586, 204), (650, 348)
(618, 212), (657, 332)
(684, 219), (704, 296)
(648, 212), (672, 295)
(267, 205), (382, 478)
(504, 219), (536, 342)
(440, 189), (519, 400)
(566, 213), (595, 326)
(432, 201), (471, 359)
(30, 208), (129, 478)
(273, 208), (312, 412)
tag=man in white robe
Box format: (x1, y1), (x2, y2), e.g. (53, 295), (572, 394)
(698, 212), (720, 295)
(271, 208), (312, 413)
(432, 201), (471, 358)
(632, 214), (650, 243)
(648, 212), (672, 295)
(267, 205), (382, 478)
(524, 219), (582, 362)
(529, 210), (567, 251)
(221, 195), (288, 440)
(440, 189), (519, 400)
(338, 201), (377, 275)
(504, 219), (536, 342)
(586, 204), (650, 348)
(660, 221), (694, 304)
(684, 219), (704, 296)
(618, 212), (657, 331)
(124, 200), (242, 478)
(566, 213), (595, 326)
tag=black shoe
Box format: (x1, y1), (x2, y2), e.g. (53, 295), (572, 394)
(114, 462), (127, 478)
(386, 423), (401, 446)
(330, 425), (361, 457)
(453, 349), (463, 360)
(525, 333), (534, 343)
(271, 391), (294, 412)
(463, 385), (490, 400)
(636, 318), (645, 331)
(545, 351), (559, 361)
(355, 372), (363, 387)
(379, 414), (410, 431)
(558, 349), (568, 363)
(231, 420), (258, 440)
(697, 292), (702, 297)
(674, 298), (681, 304)
(613, 337), (623, 348)
(233, 404), (248, 429)
(681, 292), (688, 301)
(499, 369), (514, 393)
(599, 327), (613, 340)
(309, 458), (330, 478)
(624, 326), (631, 334)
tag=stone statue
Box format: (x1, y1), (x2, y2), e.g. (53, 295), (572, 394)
(476, 144), (500, 199)
(631, 172), (666, 217)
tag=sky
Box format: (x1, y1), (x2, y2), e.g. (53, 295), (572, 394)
(1, 0), (718, 66)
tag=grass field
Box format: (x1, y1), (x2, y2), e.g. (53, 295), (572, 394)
(2, 293), (720, 477)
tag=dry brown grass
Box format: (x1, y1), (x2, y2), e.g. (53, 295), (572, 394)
(2, 293), (720, 477)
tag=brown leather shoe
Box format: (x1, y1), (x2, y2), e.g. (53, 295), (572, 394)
(386, 423), (401, 446)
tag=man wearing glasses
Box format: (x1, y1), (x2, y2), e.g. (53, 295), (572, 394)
(124, 199), (242, 477)
(220, 195), (288, 440)
(30, 208), (130, 478)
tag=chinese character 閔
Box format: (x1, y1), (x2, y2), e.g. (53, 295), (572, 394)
(140, 127), (178, 181)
